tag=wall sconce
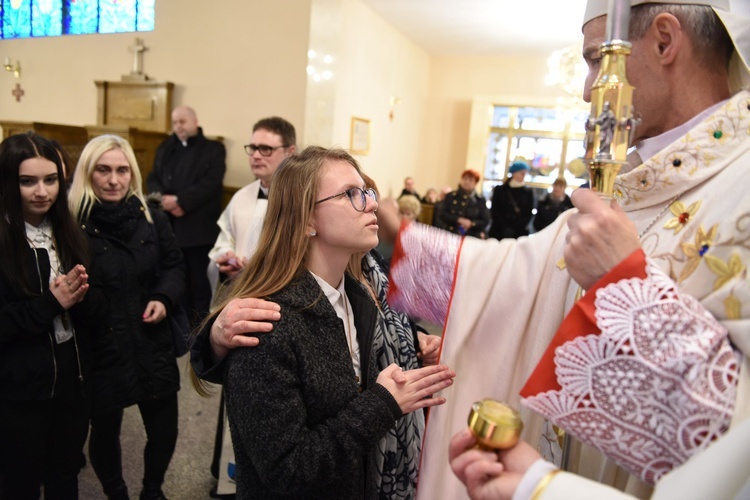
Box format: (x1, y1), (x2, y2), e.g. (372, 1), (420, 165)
(4, 57), (21, 78)
(389, 95), (401, 122)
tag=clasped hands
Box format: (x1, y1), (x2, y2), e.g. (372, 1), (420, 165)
(51, 264), (89, 310)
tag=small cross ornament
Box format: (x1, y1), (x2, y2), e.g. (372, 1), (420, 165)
(11, 83), (24, 102)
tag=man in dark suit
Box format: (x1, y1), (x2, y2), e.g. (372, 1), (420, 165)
(147, 106), (226, 326)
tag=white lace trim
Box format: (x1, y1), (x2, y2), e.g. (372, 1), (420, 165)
(388, 222), (461, 326)
(523, 259), (739, 485)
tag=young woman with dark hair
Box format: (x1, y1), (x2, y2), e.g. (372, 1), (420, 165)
(0, 132), (93, 499)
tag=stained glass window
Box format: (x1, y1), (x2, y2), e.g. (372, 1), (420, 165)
(481, 104), (589, 201)
(1, 0), (155, 39)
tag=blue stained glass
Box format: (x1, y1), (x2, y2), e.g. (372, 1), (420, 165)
(136, 0), (153, 30)
(2, 0), (153, 38)
(65, 0), (99, 35)
(32, 0), (62, 36)
(99, 0), (135, 34)
(3, 0), (32, 38)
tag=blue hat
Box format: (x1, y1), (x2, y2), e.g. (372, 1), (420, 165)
(508, 161), (530, 174)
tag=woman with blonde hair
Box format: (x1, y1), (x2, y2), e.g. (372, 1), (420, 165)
(204, 146), (455, 499)
(70, 135), (185, 500)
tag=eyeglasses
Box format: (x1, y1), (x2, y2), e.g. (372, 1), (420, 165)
(315, 187), (378, 212)
(244, 144), (286, 157)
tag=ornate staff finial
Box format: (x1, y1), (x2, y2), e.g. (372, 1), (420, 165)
(584, 0), (639, 200)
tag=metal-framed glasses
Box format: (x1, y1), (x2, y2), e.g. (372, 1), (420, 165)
(244, 144), (286, 157)
(315, 187), (378, 212)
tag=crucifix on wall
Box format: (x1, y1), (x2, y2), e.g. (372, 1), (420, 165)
(12, 83), (24, 102)
(123, 37), (150, 81)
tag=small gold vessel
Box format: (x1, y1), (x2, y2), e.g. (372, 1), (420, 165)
(468, 399), (523, 450)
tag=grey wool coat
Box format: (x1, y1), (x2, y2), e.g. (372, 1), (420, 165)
(224, 271), (403, 500)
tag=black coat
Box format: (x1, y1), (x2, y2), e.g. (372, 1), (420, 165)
(224, 272), (402, 500)
(489, 183), (534, 239)
(83, 207), (184, 415)
(438, 189), (491, 237)
(147, 128), (226, 248)
(533, 194), (574, 232)
(0, 245), (96, 401)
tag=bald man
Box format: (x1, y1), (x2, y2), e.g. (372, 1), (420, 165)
(147, 106), (226, 326)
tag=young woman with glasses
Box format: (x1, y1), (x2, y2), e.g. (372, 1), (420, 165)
(202, 146), (455, 499)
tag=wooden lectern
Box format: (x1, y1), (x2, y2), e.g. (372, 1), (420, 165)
(95, 80), (174, 133)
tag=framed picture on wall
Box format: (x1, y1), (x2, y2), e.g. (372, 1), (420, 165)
(350, 117), (371, 155)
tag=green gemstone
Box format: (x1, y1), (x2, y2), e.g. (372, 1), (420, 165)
(713, 130), (723, 139)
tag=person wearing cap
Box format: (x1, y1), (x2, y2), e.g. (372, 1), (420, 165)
(196, 1), (750, 498)
(488, 161), (535, 240)
(438, 169), (491, 238)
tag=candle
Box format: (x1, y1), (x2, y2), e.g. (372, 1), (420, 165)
(4, 57), (10, 66)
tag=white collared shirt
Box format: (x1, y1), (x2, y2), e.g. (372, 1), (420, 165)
(25, 220), (73, 343)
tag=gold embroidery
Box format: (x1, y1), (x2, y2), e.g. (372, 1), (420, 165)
(679, 224), (718, 283)
(664, 200), (702, 234)
(725, 294), (741, 320)
(705, 252), (745, 291)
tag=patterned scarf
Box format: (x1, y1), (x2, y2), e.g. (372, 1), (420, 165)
(362, 253), (424, 500)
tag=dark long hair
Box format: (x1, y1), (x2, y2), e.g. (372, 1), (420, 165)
(0, 132), (89, 296)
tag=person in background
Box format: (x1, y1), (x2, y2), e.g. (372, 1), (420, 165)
(147, 105), (226, 325)
(438, 169), (491, 238)
(398, 194), (422, 222)
(208, 117), (296, 285)
(195, 146), (455, 499)
(533, 177), (574, 232)
(488, 161), (534, 240)
(399, 176), (420, 200)
(70, 135), (185, 500)
(421, 187), (440, 205)
(431, 185), (454, 229)
(0, 132), (93, 500)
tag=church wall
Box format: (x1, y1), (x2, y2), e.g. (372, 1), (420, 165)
(335, 0), (431, 198)
(302, 0), (431, 199)
(0, 0), (312, 188)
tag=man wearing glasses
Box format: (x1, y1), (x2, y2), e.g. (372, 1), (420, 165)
(208, 117), (297, 283)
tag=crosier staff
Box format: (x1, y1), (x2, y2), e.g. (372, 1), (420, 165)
(584, 0), (639, 200)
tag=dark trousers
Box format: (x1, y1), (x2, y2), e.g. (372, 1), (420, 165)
(182, 245), (213, 326)
(0, 340), (89, 500)
(88, 393), (178, 496)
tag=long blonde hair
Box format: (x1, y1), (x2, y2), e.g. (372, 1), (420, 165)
(68, 134), (152, 223)
(191, 146), (364, 394)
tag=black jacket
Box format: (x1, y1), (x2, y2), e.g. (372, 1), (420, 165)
(489, 183), (534, 239)
(534, 194), (574, 232)
(438, 189), (491, 237)
(0, 245), (95, 401)
(224, 272), (402, 500)
(83, 207), (184, 415)
(147, 128), (226, 248)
